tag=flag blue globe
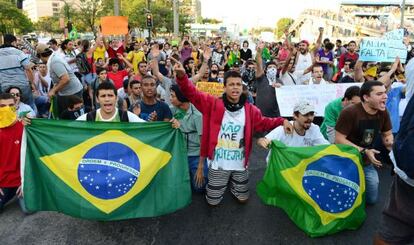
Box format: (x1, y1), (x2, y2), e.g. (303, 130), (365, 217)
(302, 155), (360, 214)
(78, 142), (141, 199)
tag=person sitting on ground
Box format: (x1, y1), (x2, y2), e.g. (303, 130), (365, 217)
(60, 95), (89, 120)
(89, 67), (113, 109)
(170, 84), (208, 193)
(320, 86), (361, 143)
(139, 75), (172, 122)
(0, 93), (32, 214)
(257, 100), (329, 159)
(6, 86), (36, 118)
(77, 82), (144, 122)
(174, 62), (293, 206)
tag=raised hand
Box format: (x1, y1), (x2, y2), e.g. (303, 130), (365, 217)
(203, 45), (212, 61)
(173, 60), (186, 78)
(151, 44), (160, 58)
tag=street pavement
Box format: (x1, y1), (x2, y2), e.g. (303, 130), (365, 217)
(0, 143), (393, 245)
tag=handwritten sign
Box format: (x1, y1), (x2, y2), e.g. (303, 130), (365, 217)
(100, 16), (129, 35)
(276, 83), (362, 117)
(360, 29), (407, 63)
(196, 82), (224, 97)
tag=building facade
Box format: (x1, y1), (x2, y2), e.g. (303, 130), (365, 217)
(23, 0), (80, 22)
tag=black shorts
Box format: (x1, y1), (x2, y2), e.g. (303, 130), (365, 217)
(378, 176), (414, 244)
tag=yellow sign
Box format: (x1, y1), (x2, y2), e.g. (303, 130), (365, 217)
(196, 82), (224, 97)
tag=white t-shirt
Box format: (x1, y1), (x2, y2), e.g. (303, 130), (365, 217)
(34, 72), (52, 97)
(308, 77), (328, 85)
(77, 109), (145, 122)
(17, 102), (36, 118)
(280, 72), (297, 86)
(209, 108), (246, 171)
(294, 52), (312, 85)
(265, 121), (329, 161)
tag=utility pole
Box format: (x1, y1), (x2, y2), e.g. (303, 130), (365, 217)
(401, 0), (406, 28)
(114, 0), (119, 16)
(147, 0), (151, 41)
(173, 0), (179, 36)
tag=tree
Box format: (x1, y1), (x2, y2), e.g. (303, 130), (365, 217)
(0, 0), (33, 35)
(34, 16), (61, 34)
(77, 0), (109, 36)
(276, 18), (294, 38)
(125, 0), (191, 36)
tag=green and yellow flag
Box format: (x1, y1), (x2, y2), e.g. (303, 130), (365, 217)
(257, 141), (366, 237)
(23, 120), (191, 220)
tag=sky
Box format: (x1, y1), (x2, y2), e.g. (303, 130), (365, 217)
(200, 0), (341, 28)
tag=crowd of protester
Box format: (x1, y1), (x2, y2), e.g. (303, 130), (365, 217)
(1, 25), (414, 243)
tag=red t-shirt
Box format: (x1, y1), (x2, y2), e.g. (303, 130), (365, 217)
(107, 70), (129, 89)
(0, 121), (24, 188)
(107, 46), (125, 59)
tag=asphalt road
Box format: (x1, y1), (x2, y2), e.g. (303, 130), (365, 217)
(0, 143), (393, 245)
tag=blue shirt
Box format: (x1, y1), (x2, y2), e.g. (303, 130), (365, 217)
(386, 86), (404, 133)
(140, 100), (172, 121)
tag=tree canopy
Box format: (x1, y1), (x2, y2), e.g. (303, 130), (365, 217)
(276, 18), (294, 38)
(0, 0), (33, 35)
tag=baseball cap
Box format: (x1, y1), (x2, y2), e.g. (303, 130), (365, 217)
(293, 100), (315, 115)
(36, 43), (51, 55)
(300, 40), (310, 46)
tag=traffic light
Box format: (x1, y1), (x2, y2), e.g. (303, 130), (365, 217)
(146, 14), (153, 28)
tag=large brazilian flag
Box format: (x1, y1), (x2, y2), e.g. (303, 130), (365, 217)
(22, 119), (191, 220)
(257, 141), (366, 237)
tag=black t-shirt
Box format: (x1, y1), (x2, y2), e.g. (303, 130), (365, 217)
(211, 50), (225, 66)
(254, 75), (280, 118)
(240, 48), (252, 61)
(335, 103), (392, 148)
(140, 100), (172, 121)
(60, 106), (90, 120)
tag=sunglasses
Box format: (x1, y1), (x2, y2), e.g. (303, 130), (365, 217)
(11, 93), (20, 97)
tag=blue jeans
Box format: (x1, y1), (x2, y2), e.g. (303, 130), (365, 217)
(35, 95), (50, 117)
(188, 156), (208, 193)
(0, 187), (30, 213)
(364, 164), (379, 205)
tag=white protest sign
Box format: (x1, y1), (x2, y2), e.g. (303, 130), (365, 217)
(359, 29), (407, 63)
(276, 83), (362, 117)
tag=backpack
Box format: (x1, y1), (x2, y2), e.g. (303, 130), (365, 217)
(392, 95), (414, 179)
(76, 53), (91, 75)
(86, 110), (129, 122)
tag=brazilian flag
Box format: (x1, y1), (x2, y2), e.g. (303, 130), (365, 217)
(257, 141), (366, 237)
(23, 119), (191, 220)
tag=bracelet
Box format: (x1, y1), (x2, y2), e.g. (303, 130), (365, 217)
(360, 148), (366, 155)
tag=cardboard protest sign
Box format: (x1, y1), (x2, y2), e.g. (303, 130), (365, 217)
(100, 16), (129, 36)
(276, 83), (361, 117)
(359, 29), (407, 63)
(196, 82), (224, 97)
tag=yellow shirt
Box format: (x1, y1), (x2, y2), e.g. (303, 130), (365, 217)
(93, 46), (106, 61)
(127, 50), (146, 73)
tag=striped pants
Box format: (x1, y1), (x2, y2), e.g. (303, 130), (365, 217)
(205, 168), (249, 205)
